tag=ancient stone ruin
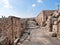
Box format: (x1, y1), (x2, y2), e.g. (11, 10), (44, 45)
(0, 10), (60, 45)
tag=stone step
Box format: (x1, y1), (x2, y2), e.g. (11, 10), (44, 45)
(26, 26), (39, 29)
(20, 33), (28, 42)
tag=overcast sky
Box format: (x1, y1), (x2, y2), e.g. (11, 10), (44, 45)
(0, 0), (60, 18)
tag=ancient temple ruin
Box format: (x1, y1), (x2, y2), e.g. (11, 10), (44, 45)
(0, 10), (60, 45)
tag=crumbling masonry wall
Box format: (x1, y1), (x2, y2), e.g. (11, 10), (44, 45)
(35, 10), (60, 38)
(0, 16), (23, 45)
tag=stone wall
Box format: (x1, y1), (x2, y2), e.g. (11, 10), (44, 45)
(0, 17), (7, 36)
(36, 10), (58, 31)
(0, 16), (23, 45)
(51, 11), (60, 38)
(36, 11), (44, 26)
(6, 16), (22, 44)
(36, 10), (60, 38)
(36, 10), (56, 27)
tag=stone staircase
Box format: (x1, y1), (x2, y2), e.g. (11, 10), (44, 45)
(18, 20), (39, 43)
(18, 21), (40, 45)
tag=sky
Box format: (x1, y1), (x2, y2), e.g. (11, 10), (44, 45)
(0, 0), (60, 18)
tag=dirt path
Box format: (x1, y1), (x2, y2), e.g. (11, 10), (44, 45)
(17, 20), (60, 45)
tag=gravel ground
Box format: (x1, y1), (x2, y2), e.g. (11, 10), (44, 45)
(17, 28), (60, 45)
(17, 20), (60, 45)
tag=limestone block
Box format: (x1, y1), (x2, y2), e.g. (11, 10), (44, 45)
(54, 21), (57, 25)
(52, 25), (57, 33)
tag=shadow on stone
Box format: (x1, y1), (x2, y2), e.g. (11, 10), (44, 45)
(52, 33), (57, 37)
